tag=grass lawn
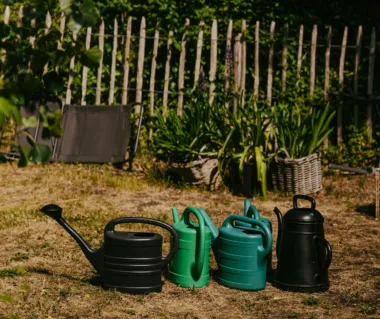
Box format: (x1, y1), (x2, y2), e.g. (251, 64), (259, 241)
(0, 163), (378, 319)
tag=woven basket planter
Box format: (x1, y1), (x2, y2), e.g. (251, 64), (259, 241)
(271, 151), (322, 194)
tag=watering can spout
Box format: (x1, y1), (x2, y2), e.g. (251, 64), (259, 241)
(40, 204), (104, 276)
(273, 207), (284, 257)
(197, 208), (219, 255)
(243, 199), (251, 216)
(172, 207), (180, 223)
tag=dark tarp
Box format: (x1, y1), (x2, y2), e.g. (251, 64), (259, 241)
(54, 105), (133, 164)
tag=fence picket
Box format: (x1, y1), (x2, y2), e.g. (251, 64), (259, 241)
(122, 17), (132, 105)
(296, 25), (304, 88)
(56, 14), (66, 73)
(324, 26), (332, 148)
(233, 33), (242, 114)
(367, 27), (376, 141)
(43, 11), (52, 75)
(149, 21), (160, 137)
(17, 6), (23, 28)
(66, 33), (77, 105)
(109, 18), (118, 105)
(225, 20), (233, 93)
(2, 6), (10, 63)
(310, 25), (318, 97)
(95, 18), (105, 105)
(194, 21), (204, 86)
(135, 17), (146, 112)
(209, 19), (218, 105)
(240, 20), (247, 106)
(353, 26), (362, 126)
(281, 23), (289, 93)
(267, 21), (275, 104)
(163, 26), (174, 119)
(81, 27), (92, 105)
(254, 21), (260, 99)
(337, 26), (348, 145)
(177, 19), (190, 117)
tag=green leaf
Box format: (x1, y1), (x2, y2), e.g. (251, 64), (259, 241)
(30, 144), (51, 164)
(43, 71), (65, 94)
(81, 0), (100, 26)
(67, 14), (83, 33)
(82, 46), (102, 66)
(60, 0), (73, 16)
(22, 116), (39, 129)
(17, 147), (30, 168)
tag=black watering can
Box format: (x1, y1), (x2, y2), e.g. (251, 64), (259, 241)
(273, 195), (332, 292)
(40, 204), (179, 294)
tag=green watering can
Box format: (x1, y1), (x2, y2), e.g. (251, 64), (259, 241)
(235, 199), (273, 275)
(169, 207), (211, 288)
(198, 208), (272, 291)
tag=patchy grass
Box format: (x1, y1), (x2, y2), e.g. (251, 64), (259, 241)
(0, 163), (379, 319)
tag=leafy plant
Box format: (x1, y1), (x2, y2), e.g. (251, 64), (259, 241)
(0, 0), (101, 167)
(272, 102), (335, 159)
(216, 97), (271, 199)
(324, 125), (380, 168)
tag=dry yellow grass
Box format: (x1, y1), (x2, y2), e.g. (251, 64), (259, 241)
(0, 163), (378, 319)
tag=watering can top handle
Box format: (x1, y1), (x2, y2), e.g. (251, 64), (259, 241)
(104, 217), (179, 268)
(183, 207), (206, 279)
(223, 215), (272, 256)
(293, 195), (316, 210)
(246, 205), (260, 219)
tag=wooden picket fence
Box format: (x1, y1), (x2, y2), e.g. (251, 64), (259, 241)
(1, 6), (379, 144)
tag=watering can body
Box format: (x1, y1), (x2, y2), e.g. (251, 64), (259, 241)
(169, 207), (211, 288)
(274, 195), (332, 292)
(235, 199), (273, 274)
(40, 204), (179, 294)
(198, 209), (272, 291)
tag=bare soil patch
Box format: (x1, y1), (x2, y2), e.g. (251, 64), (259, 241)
(0, 163), (379, 319)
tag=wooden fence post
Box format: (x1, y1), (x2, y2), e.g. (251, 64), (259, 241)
(108, 18), (118, 105)
(81, 27), (92, 105)
(367, 27), (376, 142)
(310, 25), (318, 97)
(240, 20), (247, 106)
(296, 25), (304, 88)
(337, 26), (348, 145)
(56, 14), (66, 73)
(209, 19), (217, 105)
(135, 17), (146, 113)
(96, 18), (105, 105)
(225, 20), (233, 94)
(324, 26), (332, 148)
(233, 33), (242, 114)
(66, 33), (77, 105)
(43, 11), (52, 75)
(281, 23), (289, 93)
(267, 21), (275, 105)
(122, 16), (132, 105)
(163, 26), (174, 119)
(353, 26), (362, 126)
(149, 21), (160, 137)
(177, 19), (189, 117)
(194, 21), (204, 86)
(254, 21), (260, 100)
(1, 6), (10, 64)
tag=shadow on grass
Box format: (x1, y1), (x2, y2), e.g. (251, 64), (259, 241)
(28, 267), (102, 287)
(355, 204), (376, 218)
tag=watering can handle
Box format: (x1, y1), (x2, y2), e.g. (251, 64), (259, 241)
(104, 217), (179, 269)
(223, 215), (272, 257)
(183, 207), (206, 280)
(314, 236), (332, 272)
(293, 195), (316, 210)
(246, 205), (260, 220)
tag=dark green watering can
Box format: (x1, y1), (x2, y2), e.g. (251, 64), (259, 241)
(169, 207), (211, 288)
(235, 199), (273, 275)
(198, 208), (272, 291)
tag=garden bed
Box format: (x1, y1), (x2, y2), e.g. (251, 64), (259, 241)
(0, 163), (378, 319)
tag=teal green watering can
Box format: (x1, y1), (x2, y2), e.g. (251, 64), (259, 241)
(235, 199), (273, 275)
(198, 208), (272, 291)
(169, 207), (211, 288)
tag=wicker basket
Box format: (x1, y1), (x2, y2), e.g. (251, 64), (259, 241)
(271, 151), (322, 194)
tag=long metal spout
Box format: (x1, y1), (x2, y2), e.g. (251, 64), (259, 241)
(40, 204), (104, 277)
(172, 207), (180, 223)
(273, 207), (284, 258)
